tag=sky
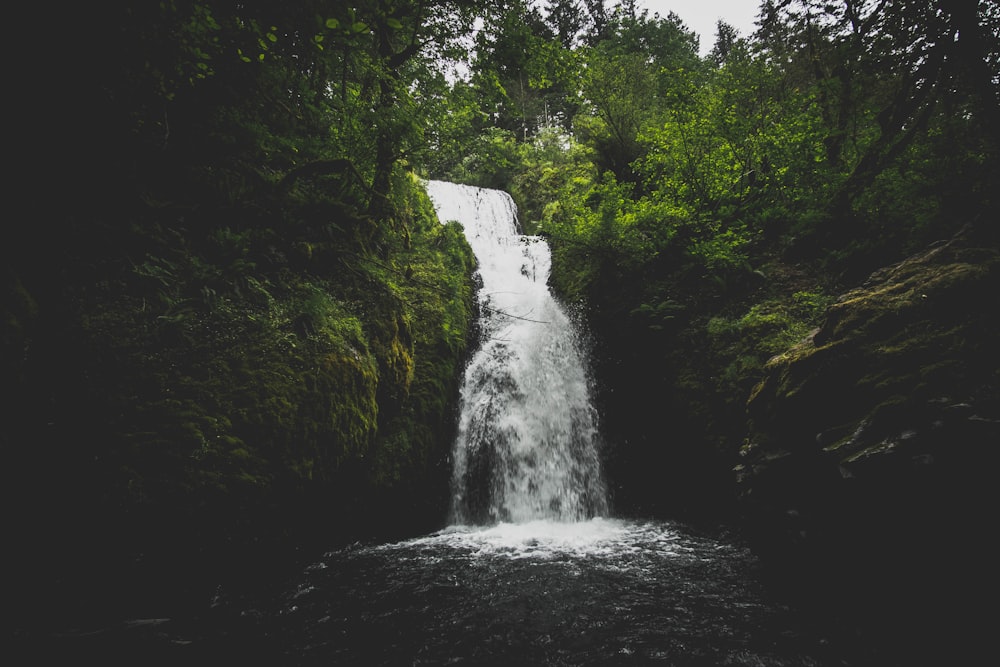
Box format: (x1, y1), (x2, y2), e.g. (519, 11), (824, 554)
(634, 1), (761, 54)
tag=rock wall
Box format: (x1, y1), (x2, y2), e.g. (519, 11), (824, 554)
(4, 176), (478, 627)
(737, 222), (999, 661)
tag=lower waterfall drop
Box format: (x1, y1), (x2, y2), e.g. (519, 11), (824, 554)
(425, 180), (608, 525)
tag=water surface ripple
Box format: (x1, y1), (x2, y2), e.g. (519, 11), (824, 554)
(273, 518), (853, 666)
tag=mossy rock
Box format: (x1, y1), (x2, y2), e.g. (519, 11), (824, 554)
(4, 172), (478, 602)
(738, 222), (1000, 639)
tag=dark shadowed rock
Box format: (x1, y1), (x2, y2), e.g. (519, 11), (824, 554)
(736, 222), (1000, 663)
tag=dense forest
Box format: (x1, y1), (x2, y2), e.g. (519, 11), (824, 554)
(6, 0), (999, 657)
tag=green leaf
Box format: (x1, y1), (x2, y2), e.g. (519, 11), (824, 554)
(325, 18), (339, 29)
(352, 21), (368, 34)
(386, 18), (403, 30)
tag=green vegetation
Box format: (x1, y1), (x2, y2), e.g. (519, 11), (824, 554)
(6, 0), (481, 609)
(3, 0), (998, 628)
(417, 0), (998, 519)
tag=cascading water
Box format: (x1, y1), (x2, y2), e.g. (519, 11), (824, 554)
(38, 183), (876, 667)
(424, 180), (608, 525)
(255, 181), (886, 667)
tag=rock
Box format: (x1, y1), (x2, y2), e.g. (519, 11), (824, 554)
(737, 223), (1000, 655)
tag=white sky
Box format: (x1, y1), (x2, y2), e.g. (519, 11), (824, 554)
(634, 1), (761, 54)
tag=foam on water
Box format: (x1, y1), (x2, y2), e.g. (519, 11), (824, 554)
(377, 518), (694, 563)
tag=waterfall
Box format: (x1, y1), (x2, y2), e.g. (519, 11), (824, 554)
(425, 180), (608, 525)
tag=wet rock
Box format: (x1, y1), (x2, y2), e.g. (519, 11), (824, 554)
(736, 223), (1000, 658)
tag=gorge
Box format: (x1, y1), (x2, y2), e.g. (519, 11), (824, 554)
(7, 2), (997, 664)
(14, 181), (994, 666)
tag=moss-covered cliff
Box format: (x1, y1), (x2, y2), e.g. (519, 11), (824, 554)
(4, 172), (476, 621)
(736, 222), (999, 660)
(562, 240), (837, 523)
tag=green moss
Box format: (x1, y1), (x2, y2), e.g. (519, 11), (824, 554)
(3, 165), (477, 556)
(741, 231), (1000, 526)
(364, 174), (477, 491)
(708, 291), (833, 410)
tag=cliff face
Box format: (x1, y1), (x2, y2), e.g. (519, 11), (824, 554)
(736, 223), (1000, 658)
(4, 175), (477, 622)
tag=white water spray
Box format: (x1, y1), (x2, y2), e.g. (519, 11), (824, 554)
(425, 180), (608, 525)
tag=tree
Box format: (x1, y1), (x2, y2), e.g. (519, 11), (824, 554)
(546, 0), (588, 47)
(471, 0), (581, 140)
(575, 10), (702, 184)
(581, 0), (612, 44)
(354, 0), (480, 218)
(709, 20), (741, 67)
